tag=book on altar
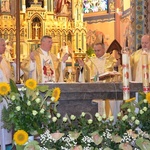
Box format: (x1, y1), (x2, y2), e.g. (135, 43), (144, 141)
(91, 71), (120, 80)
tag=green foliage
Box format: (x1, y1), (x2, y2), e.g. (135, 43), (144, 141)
(1, 81), (59, 135)
(86, 47), (94, 57)
(39, 92), (150, 149)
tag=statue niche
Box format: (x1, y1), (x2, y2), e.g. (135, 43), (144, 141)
(32, 17), (41, 40)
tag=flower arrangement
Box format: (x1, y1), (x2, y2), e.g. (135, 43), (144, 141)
(1, 79), (61, 136)
(1, 79), (150, 149)
(38, 92), (150, 150)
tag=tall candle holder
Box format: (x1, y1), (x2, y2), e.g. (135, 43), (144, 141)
(142, 48), (149, 93)
(122, 47), (130, 100)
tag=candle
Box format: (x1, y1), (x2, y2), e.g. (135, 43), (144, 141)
(122, 49), (130, 100)
(142, 50), (149, 93)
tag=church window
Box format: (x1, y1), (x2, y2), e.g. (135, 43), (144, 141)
(83, 0), (108, 13)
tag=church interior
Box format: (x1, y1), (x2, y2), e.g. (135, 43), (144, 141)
(0, 0), (149, 64)
(1, 1), (150, 150)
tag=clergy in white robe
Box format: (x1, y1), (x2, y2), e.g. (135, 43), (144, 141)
(21, 35), (68, 83)
(78, 42), (117, 82)
(130, 34), (150, 82)
(0, 38), (15, 150)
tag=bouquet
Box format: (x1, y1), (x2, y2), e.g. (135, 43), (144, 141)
(1, 78), (61, 136)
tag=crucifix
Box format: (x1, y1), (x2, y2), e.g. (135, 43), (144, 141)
(33, 23), (40, 39)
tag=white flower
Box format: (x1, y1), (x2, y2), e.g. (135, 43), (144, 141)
(35, 98), (41, 103)
(131, 116), (135, 121)
(40, 108), (45, 114)
(143, 107), (147, 111)
(18, 88), (22, 91)
(27, 101), (31, 106)
(97, 116), (102, 122)
(117, 112), (121, 117)
(109, 116), (114, 121)
(135, 119), (140, 125)
(21, 87), (26, 91)
(36, 92), (39, 96)
(95, 112), (100, 118)
(143, 99), (148, 103)
(127, 109), (131, 112)
(32, 110), (38, 116)
(11, 95), (15, 101)
(16, 106), (21, 111)
(52, 117), (57, 122)
(102, 114), (106, 119)
(122, 115), (128, 121)
(51, 97), (55, 102)
(140, 110), (144, 114)
(81, 112), (85, 117)
(56, 113), (61, 118)
(63, 117), (68, 122)
(70, 115), (76, 120)
(88, 119), (93, 124)
(48, 114), (51, 118)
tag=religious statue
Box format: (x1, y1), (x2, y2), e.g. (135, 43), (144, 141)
(57, 41), (69, 59)
(4, 40), (14, 62)
(55, 0), (70, 14)
(1, 0), (10, 12)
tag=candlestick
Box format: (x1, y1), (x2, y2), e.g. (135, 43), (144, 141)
(122, 48), (130, 100)
(142, 49), (149, 93)
(125, 37), (128, 47)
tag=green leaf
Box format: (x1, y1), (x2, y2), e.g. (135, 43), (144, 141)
(37, 85), (49, 92)
(10, 79), (19, 93)
(16, 145), (25, 150)
(24, 141), (41, 150)
(0, 95), (3, 103)
(104, 148), (113, 150)
(136, 137), (150, 150)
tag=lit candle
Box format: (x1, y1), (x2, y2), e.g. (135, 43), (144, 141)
(122, 49), (130, 100)
(142, 50), (149, 93)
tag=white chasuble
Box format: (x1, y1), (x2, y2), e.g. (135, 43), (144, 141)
(135, 53), (150, 82)
(90, 57), (106, 77)
(40, 54), (55, 83)
(0, 58), (11, 82)
(0, 58), (12, 148)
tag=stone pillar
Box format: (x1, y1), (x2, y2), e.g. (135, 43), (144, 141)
(135, 0), (144, 50)
(130, 0), (136, 52)
(143, 0), (149, 34)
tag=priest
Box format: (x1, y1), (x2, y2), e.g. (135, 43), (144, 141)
(78, 42), (117, 82)
(21, 35), (69, 83)
(130, 34), (150, 82)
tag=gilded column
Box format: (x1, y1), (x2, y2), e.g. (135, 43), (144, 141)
(44, 0), (47, 10)
(22, 0), (26, 12)
(72, 0), (75, 19)
(50, 0), (53, 12)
